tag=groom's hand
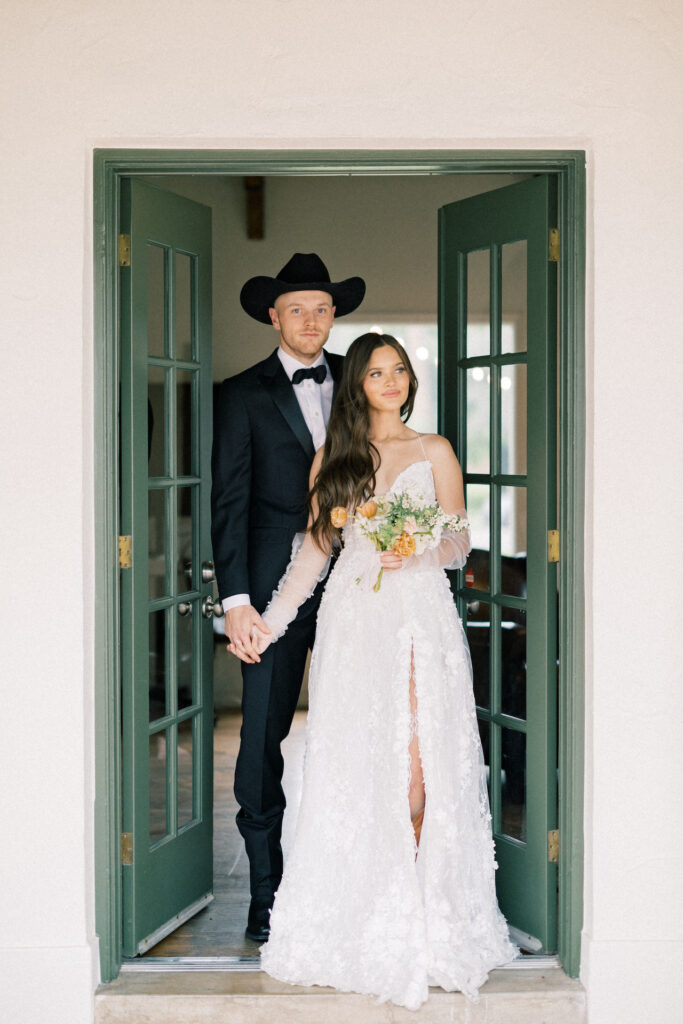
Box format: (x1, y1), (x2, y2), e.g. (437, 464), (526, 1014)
(225, 605), (271, 664)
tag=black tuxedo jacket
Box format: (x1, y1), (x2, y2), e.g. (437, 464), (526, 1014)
(211, 348), (344, 611)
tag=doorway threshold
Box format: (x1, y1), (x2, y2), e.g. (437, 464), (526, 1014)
(121, 953), (561, 972)
(99, 959), (585, 1024)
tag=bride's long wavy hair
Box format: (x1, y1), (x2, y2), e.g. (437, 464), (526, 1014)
(308, 333), (418, 549)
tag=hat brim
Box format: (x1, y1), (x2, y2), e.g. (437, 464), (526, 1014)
(240, 275), (366, 325)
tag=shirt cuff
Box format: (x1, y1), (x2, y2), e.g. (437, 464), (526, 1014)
(222, 594), (251, 613)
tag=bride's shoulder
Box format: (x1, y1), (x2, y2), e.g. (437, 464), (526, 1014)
(419, 434), (464, 488)
(419, 433), (460, 465)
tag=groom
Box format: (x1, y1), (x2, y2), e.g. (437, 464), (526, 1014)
(211, 253), (366, 941)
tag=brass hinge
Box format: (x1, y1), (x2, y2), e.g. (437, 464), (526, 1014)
(118, 535), (132, 569)
(548, 529), (560, 563)
(548, 828), (559, 863)
(119, 233), (131, 267)
(121, 833), (133, 866)
(549, 228), (560, 262)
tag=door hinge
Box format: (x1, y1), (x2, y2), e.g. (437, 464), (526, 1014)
(119, 535), (132, 569)
(549, 228), (560, 262)
(121, 832), (133, 866)
(119, 233), (131, 267)
(548, 828), (559, 863)
(547, 529), (560, 563)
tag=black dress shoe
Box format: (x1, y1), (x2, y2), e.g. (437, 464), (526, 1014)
(245, 896), (273, 942)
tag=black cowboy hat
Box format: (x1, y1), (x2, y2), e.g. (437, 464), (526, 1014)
(240, 252), (366, 325)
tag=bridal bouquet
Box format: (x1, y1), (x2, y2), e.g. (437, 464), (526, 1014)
(331, 492), (469, 591)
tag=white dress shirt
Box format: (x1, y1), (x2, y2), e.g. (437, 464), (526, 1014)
(277, 346), (333, 450)
(222, 346), (333, 613)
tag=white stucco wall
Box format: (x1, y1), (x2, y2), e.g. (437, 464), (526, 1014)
(1, 2), (681, 1023)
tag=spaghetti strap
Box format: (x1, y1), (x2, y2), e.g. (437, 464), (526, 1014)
(414, 430), (428, 461)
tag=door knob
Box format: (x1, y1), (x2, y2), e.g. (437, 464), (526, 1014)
(202, 595), (224, 619)
(178, 602), (192, 617)
(201, 560), (216, 583)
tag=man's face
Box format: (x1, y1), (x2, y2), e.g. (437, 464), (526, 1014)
(269, 290), (335, 363)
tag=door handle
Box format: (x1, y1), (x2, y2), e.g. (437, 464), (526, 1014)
(202, 595), (224, 619)
(201, 560), (216, 583)
(178, 602), (192, 617)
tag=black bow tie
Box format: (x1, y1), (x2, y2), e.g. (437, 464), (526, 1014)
(292, 364), (327, 385)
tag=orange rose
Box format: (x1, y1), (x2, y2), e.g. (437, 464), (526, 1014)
(330, 506), (348, 528)
(393, 532), (417, 558)
(356, 499), (378, 519)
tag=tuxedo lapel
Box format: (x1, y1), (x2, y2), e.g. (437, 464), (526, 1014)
(259, 350), (315, 459)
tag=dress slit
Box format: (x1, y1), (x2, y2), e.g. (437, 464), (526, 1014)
(408, 643), (426, 850)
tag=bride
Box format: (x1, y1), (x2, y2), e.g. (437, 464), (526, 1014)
(228, 333), (518, 1010)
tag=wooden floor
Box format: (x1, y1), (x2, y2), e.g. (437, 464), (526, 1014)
(143, 709), (307, 958)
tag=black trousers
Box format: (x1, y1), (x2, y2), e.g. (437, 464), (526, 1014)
(233, 586), (322, 900)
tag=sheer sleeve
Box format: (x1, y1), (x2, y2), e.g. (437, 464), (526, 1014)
(253, 532), (331, 650)
(402, 509), (471, 573)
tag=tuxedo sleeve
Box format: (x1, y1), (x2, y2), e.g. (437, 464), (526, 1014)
(211, 379), (252, 602)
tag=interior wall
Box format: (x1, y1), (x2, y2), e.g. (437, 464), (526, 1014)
(2, 2), (682, 1023)
(149, 173), (528, 380)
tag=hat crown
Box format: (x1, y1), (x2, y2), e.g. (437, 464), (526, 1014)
(240, 252), (365, 324)
(276, 253), (331, 286)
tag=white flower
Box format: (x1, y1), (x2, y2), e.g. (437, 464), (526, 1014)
(403, 515), (418, 535)
(414, 535), (429, 555)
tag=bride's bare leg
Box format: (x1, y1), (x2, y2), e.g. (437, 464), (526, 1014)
(408, 647), (425, 845)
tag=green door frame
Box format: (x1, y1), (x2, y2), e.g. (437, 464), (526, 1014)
(93, 148), (585, 984)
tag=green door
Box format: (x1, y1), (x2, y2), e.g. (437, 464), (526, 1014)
(439, 176), (558, 952)
(119, 180), (214, 954)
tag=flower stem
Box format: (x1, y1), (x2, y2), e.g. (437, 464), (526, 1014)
(373, 567), (384, 592)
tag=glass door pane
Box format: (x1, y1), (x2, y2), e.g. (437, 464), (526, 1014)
(147, 243), (167, 357)
(175, 252), (195, 362)
(501, 364), (527, 475)
(501, 240), (527, 354)
(467, 249), (490, 356)
(466, 368), (490, 474)
(149, 729), (169, 843)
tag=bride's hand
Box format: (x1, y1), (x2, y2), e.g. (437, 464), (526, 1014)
(250, 626), (273, 655)
(379, 550), (403, 571)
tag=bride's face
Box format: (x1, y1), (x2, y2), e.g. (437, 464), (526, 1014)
(362, 345), (410, 413)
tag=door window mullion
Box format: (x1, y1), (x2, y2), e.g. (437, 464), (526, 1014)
(166, 249), (182, 840)
(167, 720), (178, 836)
(457, 590), (526, 611)
(491, 711), (528, 733)
(488, 241), (504, 837)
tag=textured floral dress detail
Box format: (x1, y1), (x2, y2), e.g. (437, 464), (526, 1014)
(260, 461), (517, 1009)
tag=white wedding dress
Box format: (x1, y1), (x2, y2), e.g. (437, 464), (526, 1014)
(259, 458), (517, 1010)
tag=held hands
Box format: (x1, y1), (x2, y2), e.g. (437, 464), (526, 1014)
(225, 604), (272, 664)
(250, 626), (273, 656)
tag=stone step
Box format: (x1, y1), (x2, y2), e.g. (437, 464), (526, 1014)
(96, 965), (586, 1023)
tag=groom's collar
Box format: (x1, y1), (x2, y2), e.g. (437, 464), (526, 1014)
(277, 346), (327, 381)
(260, 347), (342, 383)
